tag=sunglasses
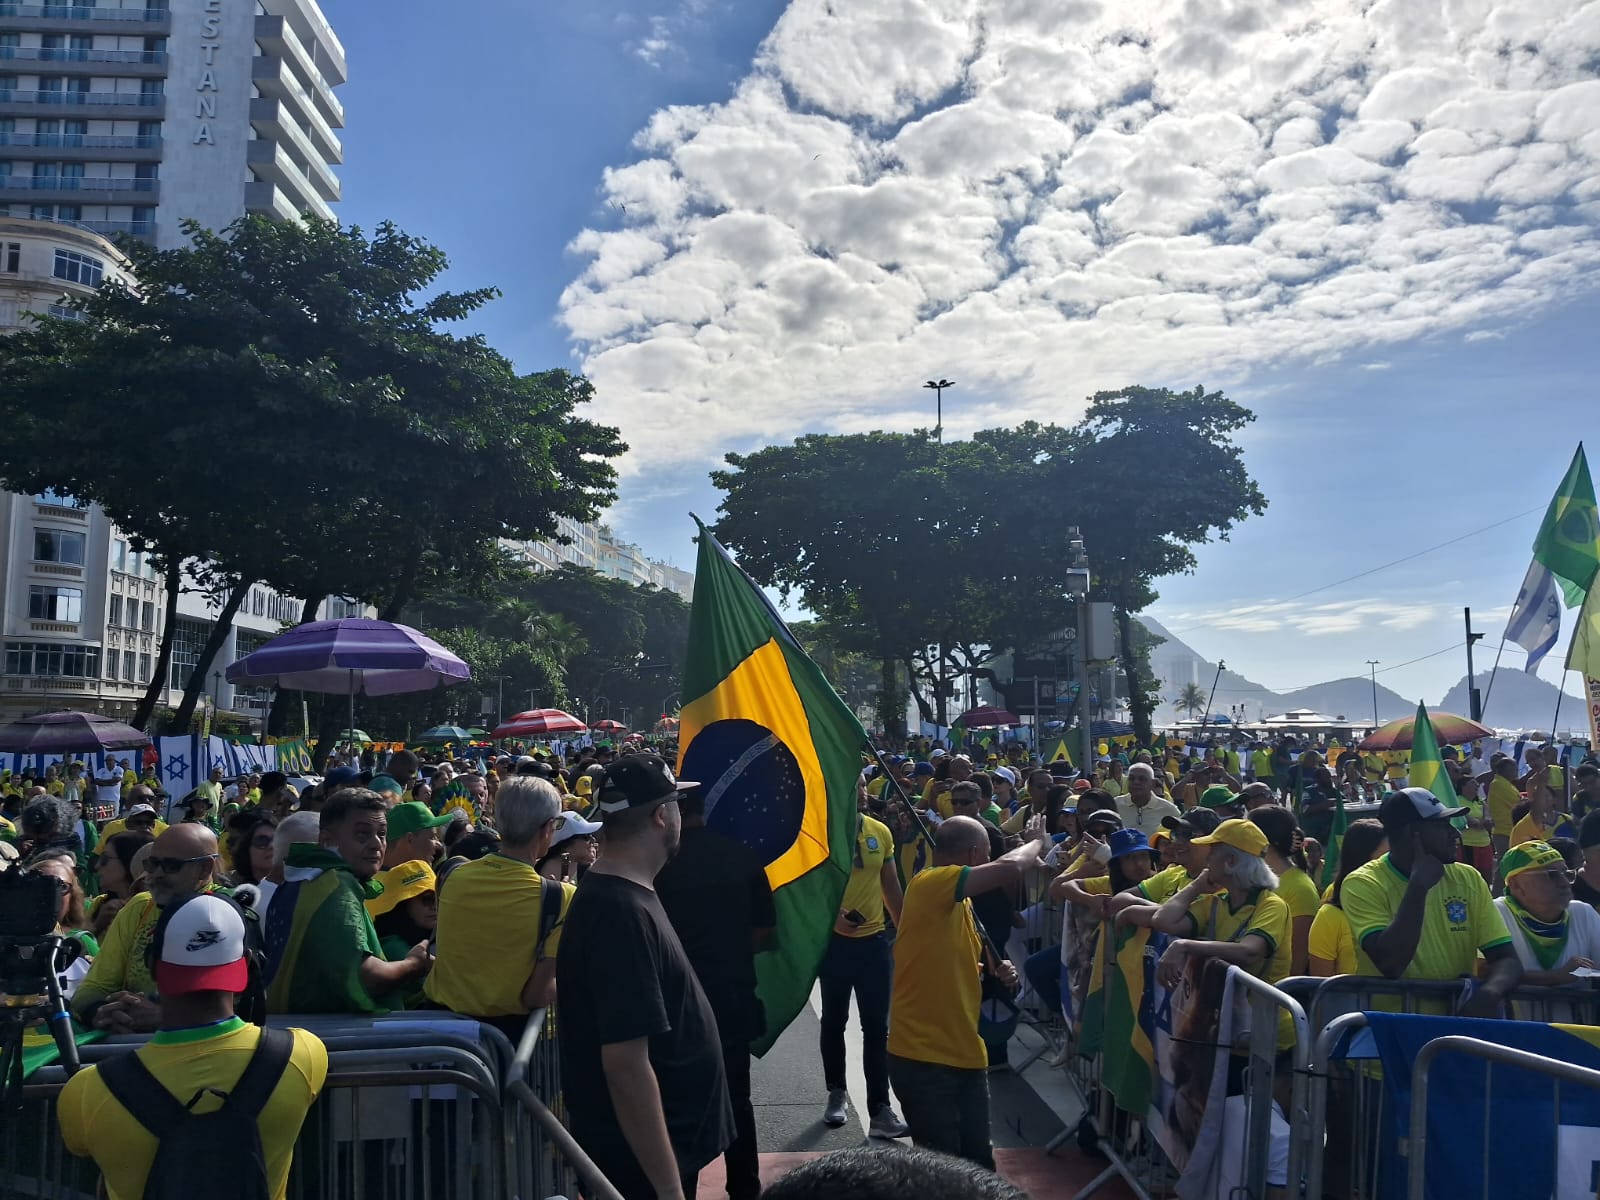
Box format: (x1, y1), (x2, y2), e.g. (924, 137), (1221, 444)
(145, 853), (215, 875)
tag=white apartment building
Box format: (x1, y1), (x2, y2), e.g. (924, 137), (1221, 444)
(505, 521), (694, 603)
(0, 0), (344, 247)
(0, 0), (346, 725)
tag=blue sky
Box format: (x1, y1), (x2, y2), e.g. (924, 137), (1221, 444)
(319, 0), (1600, 707)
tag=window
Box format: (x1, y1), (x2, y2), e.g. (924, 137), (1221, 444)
(28, 585), (82, 622)
(107, 594), (121, 627)
(112, 538), (127, 571)
(105, 648), (118, 680)
(33, 488), (82, 508)
(33, 528), (85, 565)
(140, 600), (154, 631)
(1, 243), (16, 274)
(4, 641), (100, 678)
(139, 652), (150, 681)
(53, 249), (103, 287)
(168, 618), (206, 691)
(122, 652), (134, 682)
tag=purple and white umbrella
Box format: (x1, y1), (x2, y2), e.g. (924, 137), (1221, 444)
(226, 619), (471, 737)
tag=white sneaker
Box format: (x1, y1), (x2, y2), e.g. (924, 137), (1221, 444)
(822, 1088), (849, 1128)
(868, 1104), (909, 1139)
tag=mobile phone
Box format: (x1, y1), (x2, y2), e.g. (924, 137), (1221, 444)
(843, 909), (866, 926)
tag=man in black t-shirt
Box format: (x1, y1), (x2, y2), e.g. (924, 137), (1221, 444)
(656, 789), (775, 1200)
(557, 754), (734, 1200)
(1574, 811), (1600, 914)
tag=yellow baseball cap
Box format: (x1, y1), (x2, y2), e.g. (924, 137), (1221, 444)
(365, 859), (437, 918)
(1190, 818), (1269, 858)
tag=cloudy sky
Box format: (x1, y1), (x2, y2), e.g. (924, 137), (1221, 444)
(325, 0), (1600, 706)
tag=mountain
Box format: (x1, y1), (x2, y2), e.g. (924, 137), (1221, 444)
(1439, 670), (1589, 737)
(1277, 677), (1414, 724)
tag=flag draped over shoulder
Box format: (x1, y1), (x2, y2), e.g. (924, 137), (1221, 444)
(1366, 1012), (1600, 1200)
(677, 520), (860, 1056)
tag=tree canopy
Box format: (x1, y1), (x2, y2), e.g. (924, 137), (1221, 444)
(0, 217), (623, 733)
(711, 386), (1266, 743)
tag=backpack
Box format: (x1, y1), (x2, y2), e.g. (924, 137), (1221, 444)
(533, 877), (564, 963)
(95, 1026), (294, 1200)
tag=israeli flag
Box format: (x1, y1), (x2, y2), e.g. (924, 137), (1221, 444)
(1506, 560), (1562, 674)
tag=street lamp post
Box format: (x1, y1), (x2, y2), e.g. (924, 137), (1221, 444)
(1065, 526), (1092, 770)
(1366, 660), (1380, 727)
(923, 379), (955, 443)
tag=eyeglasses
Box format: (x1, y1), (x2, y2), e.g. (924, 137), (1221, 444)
(144, 853), (215, 875)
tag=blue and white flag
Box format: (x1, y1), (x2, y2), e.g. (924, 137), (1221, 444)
(1506, 559), (1563, 674)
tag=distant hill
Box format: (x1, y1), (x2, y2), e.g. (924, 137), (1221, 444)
(1276, 677), (1414, 724)
(1136, 617), (1583, 733)
(1439, 670), (1589, 737)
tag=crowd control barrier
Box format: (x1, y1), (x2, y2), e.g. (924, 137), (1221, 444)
(1295, 974), (1600, 1200)
(1053, 913), (1309, 1200)
(2, 1009), (619, 1200)
(1407, 1035), (1600, 1200)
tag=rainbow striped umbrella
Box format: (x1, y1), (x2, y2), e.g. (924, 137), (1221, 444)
(1356, 710), (1493, 752)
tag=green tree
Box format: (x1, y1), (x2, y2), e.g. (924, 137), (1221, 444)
(1176, 682), (1208, 720)
(0, 217), (623, 743)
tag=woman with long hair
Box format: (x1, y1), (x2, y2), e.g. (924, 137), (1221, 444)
(225, 809), (279, 886)
(1250, 806), (1319, 975)
(1307, 819), (1387, 977)
(87, 830), (153, 940)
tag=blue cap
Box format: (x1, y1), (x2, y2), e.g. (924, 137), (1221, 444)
(1107, 828), (1151, 860)
(324, 765), (361, 788)
(912, 762), (935, 777)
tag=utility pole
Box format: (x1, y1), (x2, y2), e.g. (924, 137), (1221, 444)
(1464, 606), (1484, 722)
(1065, 527), (1093, 770)
(1200, 660), (1226, 729)
(923, 378), (955, 443)
(1366, 661), (1381, 727)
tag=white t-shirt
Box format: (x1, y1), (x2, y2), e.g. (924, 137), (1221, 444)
(93, 772), (122, 805)
(1115, 794), (1182, 837)
(1494, 897), (1600, 971)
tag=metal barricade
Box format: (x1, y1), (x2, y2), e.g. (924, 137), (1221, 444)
(1407, 1035), (1600, 1200)
(1298, 975), (1600, 1200)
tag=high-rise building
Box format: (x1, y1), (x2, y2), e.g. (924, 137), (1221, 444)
(0, 0), (347, 726)
(0, 0), (344, 247)
(504, 522), (694, 603)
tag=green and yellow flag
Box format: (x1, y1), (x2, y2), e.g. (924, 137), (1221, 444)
(1567, 576), (1600, 680)
(1045, 737), (1073, 766)
(1407, 702), (1460, 809)
(1534, 445), (1600, 608)
(678, 520), (860, 1055)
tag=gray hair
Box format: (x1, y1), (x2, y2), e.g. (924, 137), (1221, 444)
(497, 776), (562, 845)
(273, 811), (321, 868)
(1127, 763), (1156, 782)
(1210, 844), (1280, 892)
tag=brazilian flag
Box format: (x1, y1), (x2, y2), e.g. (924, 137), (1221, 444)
(1533, 444), (1600, 608)
(678, 521), (860, 1055)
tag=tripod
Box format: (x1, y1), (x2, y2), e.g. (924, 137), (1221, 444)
(0, 933), (83, 1110)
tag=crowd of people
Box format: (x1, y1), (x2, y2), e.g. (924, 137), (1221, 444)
(3, 726), (1598, 1199)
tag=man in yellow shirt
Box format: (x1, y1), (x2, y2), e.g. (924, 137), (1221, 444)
(58, 893), (328, 1200)
(426, 776), (573, 1041)
(1340, 788), (1520, 1014)
(817, 801), (907, 1137)
(887, 814), (1049, 1168)
(1486, 756), (1524, 863)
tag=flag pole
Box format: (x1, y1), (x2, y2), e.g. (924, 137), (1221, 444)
(1479, 639), (1507, 723)
(864, 738), (937, 849)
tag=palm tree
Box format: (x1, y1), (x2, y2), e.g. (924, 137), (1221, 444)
(1176, 682), (1208, 721)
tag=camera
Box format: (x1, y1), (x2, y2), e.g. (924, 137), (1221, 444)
(0, 866), (85, 1095)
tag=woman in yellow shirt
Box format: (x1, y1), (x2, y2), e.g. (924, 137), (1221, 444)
(1307, 819), (1388, 977)
(1250, 806), (1320, 975)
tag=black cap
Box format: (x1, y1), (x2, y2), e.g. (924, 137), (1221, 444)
(595, 754), (697, 815)
(1161, 809), (1223, 838)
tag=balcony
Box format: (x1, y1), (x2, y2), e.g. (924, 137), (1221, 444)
(250, 97), (339, 200)
(0, 45), (167, 75)
(0, 174), (157, 206)
(0, 131), (160, 159)
(81, 218), (151, 238)
(246, 138), (331, 219)
(0, 88), (165, 119)
(0, 6), (171, 31)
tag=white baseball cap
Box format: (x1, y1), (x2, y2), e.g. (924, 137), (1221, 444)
(550, 812), (603, 848)
(153, 894), (248, 996)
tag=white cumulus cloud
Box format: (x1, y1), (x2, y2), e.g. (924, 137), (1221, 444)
(559, 0), (1600, 482)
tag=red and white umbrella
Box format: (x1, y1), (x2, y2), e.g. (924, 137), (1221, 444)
(491, 708), (587, 738)
(591, 719), (628, 732)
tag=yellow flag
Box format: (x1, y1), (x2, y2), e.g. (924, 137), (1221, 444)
(1567, 578), (1600, 679)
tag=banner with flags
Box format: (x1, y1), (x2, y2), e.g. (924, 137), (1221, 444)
(1365, 1012), (1600, 1200)
(676, 519), (860, 1055)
